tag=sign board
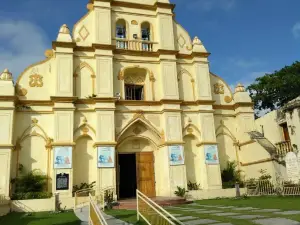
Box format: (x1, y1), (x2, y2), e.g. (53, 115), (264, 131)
(54, 147), (72, 169)
(285, 152), (300, 183)
(204, 145), (220, 165)
(169, 145), (184, 166)
(56, 173), (69, 191)
(97, 147), (115, 168)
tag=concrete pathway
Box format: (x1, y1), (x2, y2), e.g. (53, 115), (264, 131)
(74, 203), (300, 225)
(165, 203), (300, 225)
(74, 206), (133, 225)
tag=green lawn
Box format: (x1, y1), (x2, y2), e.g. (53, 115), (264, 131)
(196, 196), (300, 210)
(106, 209), (146, 225)
(0, 211), (81, 225)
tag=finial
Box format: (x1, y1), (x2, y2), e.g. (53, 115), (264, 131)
(235, 83), (246, 93)
(59, 24), (70, 34)
(0, 68), (13, 81)
(192, 36), (202, 45)
(57, 24), (72, 42)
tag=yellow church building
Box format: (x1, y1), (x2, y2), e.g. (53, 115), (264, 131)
(0, 0), (279, 204)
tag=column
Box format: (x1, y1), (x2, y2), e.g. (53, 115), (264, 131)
(0, 72), (15, 199)
(160, 106), (187, 196)
(94, 101), (116, 195)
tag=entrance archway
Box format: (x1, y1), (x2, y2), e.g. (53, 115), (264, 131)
(116, 116), (161, 199)
(117, 137), (156, 199)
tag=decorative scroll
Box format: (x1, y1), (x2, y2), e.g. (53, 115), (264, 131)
(214, 82), (224, 94)
(29, 74), (43, 87)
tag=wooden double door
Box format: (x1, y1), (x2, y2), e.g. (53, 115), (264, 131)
(117, 152), (156, 199)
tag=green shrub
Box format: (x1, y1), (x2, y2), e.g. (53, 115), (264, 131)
(72, 181), (96, 196)
(221, 161), (243, 188)
(12, 170), (48, 193)
(11, 192), (52, 200)
(174, 186), (188, 198)
(187, 181), (201, 190)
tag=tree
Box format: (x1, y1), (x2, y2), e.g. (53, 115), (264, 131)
(247, 61), (300, 113)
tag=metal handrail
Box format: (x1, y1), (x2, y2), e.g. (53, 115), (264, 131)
(137, 190), (185, 225)
(89, 194), (108, 225)
(74, 188), (96, 210)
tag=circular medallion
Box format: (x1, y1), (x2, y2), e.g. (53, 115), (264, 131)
(224, 96), (233, 103)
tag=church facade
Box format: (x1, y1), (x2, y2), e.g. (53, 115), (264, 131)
(0, 0), (275, 201)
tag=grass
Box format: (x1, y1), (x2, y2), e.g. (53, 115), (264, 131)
(106, 209), (146, 225)
(196, 195), (300, 210)
(0, 211), (81, 225)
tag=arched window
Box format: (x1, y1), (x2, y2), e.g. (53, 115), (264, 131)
(141, 22), (151, 51)
(116, 19), (126, 39)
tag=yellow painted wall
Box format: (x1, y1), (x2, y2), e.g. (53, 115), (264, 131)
(73, 136), (97, 186)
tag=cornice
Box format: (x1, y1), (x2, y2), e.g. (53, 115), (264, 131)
(51, 142), (76, 147)
(51, 96), (78, 103)
(116, 100), (161, 106)
(52, 41), (77, 50)
(240, 158), (276, 167)
(92, 0), (175, 11)
(196, 141), (218, 147)
(93, 142), (118, 148)
(181, 100), (215, 106)
(0, 96), (18, 102)
(17, 100), (53, 106)
(158, 141), (185, 147)
(160, 99), (183, 104)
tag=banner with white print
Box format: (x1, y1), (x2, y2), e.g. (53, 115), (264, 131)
(54, 146), (72, 169)
(204, 145), (219, 165)
(97, 146), (115, 168)
(169, 145), (184, 166)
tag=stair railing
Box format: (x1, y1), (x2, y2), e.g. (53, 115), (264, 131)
(89, 193), (108, 225)
(136, 190), (184, 225)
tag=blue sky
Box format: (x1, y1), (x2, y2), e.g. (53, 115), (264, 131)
(0, 0), (299, 88)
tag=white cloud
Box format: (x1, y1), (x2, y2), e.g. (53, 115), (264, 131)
(0, 20), (49, 79)
(292, 22), (300, 39)
(186, 0), (236, 11)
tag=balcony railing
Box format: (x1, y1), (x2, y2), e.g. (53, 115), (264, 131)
(115, 38), (155, 52)
(275, 141), (292, 158)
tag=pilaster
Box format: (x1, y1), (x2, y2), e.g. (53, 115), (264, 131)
(0, 71), (15, 198)
(95, 50), (114, 97)
(94, 1), (112, 45)
(95, 101), (116, 194)
(52, 99), (76, 198)
(156, 5), (175, 50)
(161, 102), (187, 196)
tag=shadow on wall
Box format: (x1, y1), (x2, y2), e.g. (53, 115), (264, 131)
(74, 136), (95, 188)
(217, 134), (236, 171)
(184, 135), (198, 184)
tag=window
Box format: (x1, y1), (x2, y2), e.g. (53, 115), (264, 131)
(281, 123), (290, 141)
(125, 84), (144, 100)
(141, 22), (151, 51)
(116, 19), (126, 49)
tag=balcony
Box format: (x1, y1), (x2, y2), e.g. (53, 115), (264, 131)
(115, 38), (156, 52)
(275, 141), (292, 158)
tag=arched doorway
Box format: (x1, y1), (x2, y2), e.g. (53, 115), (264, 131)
(116, 116), (162, 199)
(117, 137), (156, 199)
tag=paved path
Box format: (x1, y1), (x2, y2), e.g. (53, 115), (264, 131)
(74, 203), (300, 225)
(166, 204), (300, 225)
(74, 206), (133, 225)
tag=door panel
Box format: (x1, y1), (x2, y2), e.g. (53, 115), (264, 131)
(136, 152), (156, 197)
